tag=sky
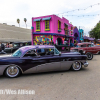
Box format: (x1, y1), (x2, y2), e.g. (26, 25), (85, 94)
(0, 0), (100, 36)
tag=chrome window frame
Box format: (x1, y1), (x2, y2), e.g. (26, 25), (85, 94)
(22, 49), (37, 58)
(21, 47), (58, 57)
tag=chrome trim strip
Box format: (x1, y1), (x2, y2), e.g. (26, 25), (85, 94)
(83, 62), (89, 67)
(96, 51), (99, 54)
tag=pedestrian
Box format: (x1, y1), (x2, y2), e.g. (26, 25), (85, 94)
(6, 43), (9, 48)
(37, 42), (40, 45)
(70, 41), (74, 47)
(1, 42), (5, 52)
(48, 42), (51, 45)
(74, 41), (78, 47)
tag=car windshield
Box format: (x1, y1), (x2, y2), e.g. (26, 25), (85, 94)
(13, 43), (20, 47)
(12, 49), (22, 57)
(54, 48), (60, 54)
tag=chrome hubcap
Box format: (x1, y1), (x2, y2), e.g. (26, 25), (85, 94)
(88, 54), (91, 58)
(7, 66), (19, 77)
(73, 62), (81, 70)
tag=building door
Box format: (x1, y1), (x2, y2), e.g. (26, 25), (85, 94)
(74, 33), (79, 42)
(57, 38), (62, 45)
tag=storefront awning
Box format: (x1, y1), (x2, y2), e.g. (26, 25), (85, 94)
(84, 36), (94, 41)
(33, 32), (65, 36)
(42, 17), (51, 21)
(88, 38), (94, 41)
(65, 23), (69, 26)
(65, 35), (74, 38)
(33, 32), (74, 38)
(33, 18), (41, 21)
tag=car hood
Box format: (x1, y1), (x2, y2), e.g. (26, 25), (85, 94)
(0, 54), (15, 59)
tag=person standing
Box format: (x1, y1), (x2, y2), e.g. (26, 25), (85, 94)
(1, 43), (5, 52)
(70, 41), (74, 47)
(6, 43), (9, 48)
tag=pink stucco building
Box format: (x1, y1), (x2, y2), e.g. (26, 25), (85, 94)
(31, 14), (74, 45)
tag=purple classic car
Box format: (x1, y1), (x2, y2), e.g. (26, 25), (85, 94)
(0, 45), (88, 78)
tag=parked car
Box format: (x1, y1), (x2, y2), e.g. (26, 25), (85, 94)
(4, 41), (31, 53)
(0, 45), (88, 78)
(70, 42), (100, 60)
(55, 44), (70, 52)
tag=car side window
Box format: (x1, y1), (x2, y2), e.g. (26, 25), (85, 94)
(87, 44), (94, 47)
(80, 44), (86, 47)
(45, 48), (54, 55)
(24, 49), (37, 57)
(91, 44), (94, 47)
(36, 48), (54, 56)
(36, 48), (46, 56)
(87, 44), (90, 47)
(54, 48), (60, 55)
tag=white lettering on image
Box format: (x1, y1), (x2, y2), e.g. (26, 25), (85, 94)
(0, 89), (35, 95)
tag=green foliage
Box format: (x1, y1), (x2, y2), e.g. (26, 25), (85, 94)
(89, 21), (100, 39)
(17, 19), (20, 24)
(24, 18), (27, 23)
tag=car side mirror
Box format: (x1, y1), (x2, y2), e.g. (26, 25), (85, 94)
(59, 52), (61, 56)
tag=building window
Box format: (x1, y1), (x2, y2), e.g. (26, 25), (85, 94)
(45, 20), (50, 31)
(71, 26), (73, 35)
(80, 32), (81, 38)
(65, 24), (68, 29)
(82, 31), (83, 37)
(36, 21), (40, 31)
(64, 24), (68, 35)
(71, 27), (73, 30)
(71, 32), (73, 35)
(58, 20), (61, 31)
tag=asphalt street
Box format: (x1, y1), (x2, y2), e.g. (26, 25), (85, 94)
(0, 55), (100, 100)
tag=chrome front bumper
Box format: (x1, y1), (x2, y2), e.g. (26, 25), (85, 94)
(83, 61), (89, 67)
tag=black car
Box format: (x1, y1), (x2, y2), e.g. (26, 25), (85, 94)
(4, 41), (31, 53)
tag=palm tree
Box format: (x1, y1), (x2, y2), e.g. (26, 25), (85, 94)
(17, 19), (20, 27)
(24, 18), (27, 28)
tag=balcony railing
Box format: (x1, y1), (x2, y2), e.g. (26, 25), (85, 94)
(64, 29), (69, 35)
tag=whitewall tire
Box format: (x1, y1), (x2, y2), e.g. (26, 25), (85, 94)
(71, 61), (82, 71)
(86, 52), (93, 60)
(5, 65), (21, 78)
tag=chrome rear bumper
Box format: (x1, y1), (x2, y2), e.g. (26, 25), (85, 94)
(83, 61), (89, 67)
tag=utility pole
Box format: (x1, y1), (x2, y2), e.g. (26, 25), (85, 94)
(79, 26), (80, 30)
